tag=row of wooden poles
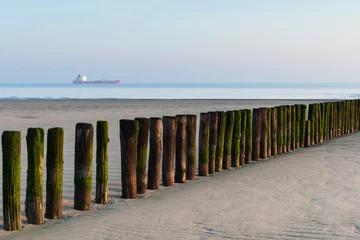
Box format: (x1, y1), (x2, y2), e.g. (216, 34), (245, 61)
(2, 99), (359, 231)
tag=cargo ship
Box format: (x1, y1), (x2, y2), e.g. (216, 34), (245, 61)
(72, 74), (122, 84)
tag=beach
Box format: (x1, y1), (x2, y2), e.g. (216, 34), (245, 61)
(1, 99), (359, 239)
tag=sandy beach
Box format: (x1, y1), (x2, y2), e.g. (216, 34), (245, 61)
(1, 99), (359, 239)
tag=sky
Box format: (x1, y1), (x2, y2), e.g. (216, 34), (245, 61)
(1, 0), (360, 84)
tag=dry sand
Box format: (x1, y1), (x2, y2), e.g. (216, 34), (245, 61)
(1, 99), (359, 239)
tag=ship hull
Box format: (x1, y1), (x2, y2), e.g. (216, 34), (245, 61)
(73, 80), (122, 84)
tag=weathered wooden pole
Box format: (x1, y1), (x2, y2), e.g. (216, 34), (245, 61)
(295, 104), (301, 148)
(267, 108), (272, 157)
(147, 117), (162, 190)
(231, 110), (241, 167)
(347, 100), (351, 134)
(135, 118), (150, 193)
(291, 105), (296, 150)
(25, 127), (45, 224)
(252, 108), (262, 161)
(329, 103), (334, 139)
(277, 106), (284, 154)
(355, 100), (358, 132)
(208, 112), (218, 173)
(223, 111), (235, 169)
(308, 104), (315, 145)
(245, 109), (252, 164)
(95, 121), (109, 203)
(350, 100), (354, 133)
(271, 107), (277, 156)
(74, 123), (94, 208)
(320, 102), (325, 142)
(2, 131), (22, 231)
(326, 102), (331, 140)
(337, 101), (342, 137)
(162, 116), (176, 186)
(260, 108), (268, 159)
(333, 102), (338, 137)
(305, 120), (311, 147)
(341, 101), (346, 135)
(216, 111), (226, 170)
(198, 113), (210, 176)
(282, 106), (288, 153)
(286, 105), (291, 152)
(240, 110), (247, 165)
(45, 127), (64, 219)
(175, 115), (187, 183)
(314, 104), (319, 144)
(186, 115), (197, 180)
(300, 105), (307, 148)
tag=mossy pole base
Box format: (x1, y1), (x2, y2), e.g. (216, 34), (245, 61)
(245, 109), (252, 164)
(199, 113), (210, 175)
(2, 131), (22, 231)
(305, 120), (311, 147)
(216, 111), (226, 170)
(25, 127), (45, 225)
(135, 118), (150, 193)
(162, 116), (176, 186)
(74, 123), (94, 209)
(147, 118), (162, 190)
(271, 107), (277, 156)
(175, 115), (187, 183)
(223, 111), (235, 169)
(186, 115), (197, 180)
(120, 120), (138, 198)
(96, 121), (109, 203)
(240, 110), (247, 164)
(209, 112), (218, 173)
(45, 127), (64, 219)
(260, 108), (268, 159)
(231, 110), (241, 167)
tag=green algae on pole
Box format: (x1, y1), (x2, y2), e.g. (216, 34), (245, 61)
(95, 121), (109, 203)
(198, 113), (210, 176)
(162, 116), (176, 186)
(175, 115), (187, 183)
(45, 127), (64, 219)
(120, 120), (138, 198)
(135, 118), (150, 193)
(295, 104), (301, 149)
(231, 110), (241, 167)
(300, 105), (307, 148)
(267, 108), (272, 157)
(240, 110), (247, 165)
(216, 111), (226, 170)
(223, 111), (235, 169)
(292, 105), (297, 149)
(147, 118), (162, 190)
(244, 109), (252, 164)
(329, 103), (334, 139)
(314, 104), (319, 144)
(283, 106), (288, 153)
(271, 107), (277, 156)
(286, 105), (291, 152)
(277, 106), (284, 154)
(305, 120), (311, 147)
(209, 112), (218, 173)
(74, 123), (94, 208)
(336, 102), (342, 137)
(25, 127), (45, 224)
(260, 108), (268, 159)
(252, 108), (262, 161)
(2, 131), (22, 231)
(186, 115), (197, 180)
(319, 103), (325, 142)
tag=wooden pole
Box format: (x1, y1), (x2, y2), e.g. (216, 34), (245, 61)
(162, 116), (176, 186)
(231, 110), (241, 167)
(25, 127), (45, 224)
(135, 118), (150, 193)
(305, 120), (311, 147)
(209, 112), (218, 173)
(267, 108), (272, 157)
(271, 107), (277, 156)
(320, 103), (325, 142)
(291, 105), (296, 150)
(2, 131), (22, 231)
(283, 106), (288, 153)
(223, 111), (235, 169)
(333, 102), (338, 137)
(45, 127), (64, 219)
(95, 121), (109, 203)
(74, 123), (94, 209)
(286, 105), (291, 152)
(329, 103), (334, 139)
(186, 115), (197, 180)
(252, 108), (262, 161)
(347, 100), (351, 134)
(216, 111), (226, 171)
(240, 110), (247, 165)
(350, 100), (354, 133)
(277, 106), (283, 154)
(147, 117), (162, 190)
(314, 104), (319, 144)
(296, 104), (301, 148)
(300, 105), (307, 148)
(337, 101), (342, 137)
(175, 115), (187, 183)
(120, 120), (139, 199)
(245, 109), (252, 164)
(260, 108), (268, 159)
(198, 113), (210, 176)
(308, 104), (315, 145)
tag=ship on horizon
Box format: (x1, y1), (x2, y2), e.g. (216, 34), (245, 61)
(72, 74), (122, 84)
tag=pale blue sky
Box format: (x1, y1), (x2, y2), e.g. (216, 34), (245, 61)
(1, 1), (360, 83)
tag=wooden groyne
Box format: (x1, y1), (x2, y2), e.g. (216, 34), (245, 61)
(1, 99), (359, 231)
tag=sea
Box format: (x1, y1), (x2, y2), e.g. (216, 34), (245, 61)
(0, 82), (359, 99)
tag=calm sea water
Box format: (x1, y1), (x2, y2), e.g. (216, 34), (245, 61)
(0, 83), (359, 99)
